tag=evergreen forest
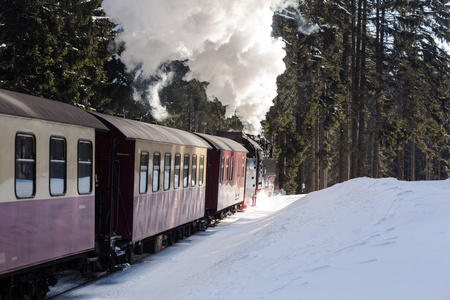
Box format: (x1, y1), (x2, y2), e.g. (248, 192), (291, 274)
(1, 0), (449, 194)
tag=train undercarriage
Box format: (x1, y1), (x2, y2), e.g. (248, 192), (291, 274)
(0, 206), (241, 300)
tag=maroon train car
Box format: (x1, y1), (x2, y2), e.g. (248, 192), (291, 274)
(0, 89), (108, 299)
(195, 133), (248, 219)
(91, 113), (211, 258)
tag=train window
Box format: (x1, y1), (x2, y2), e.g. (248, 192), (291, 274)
(241, 157), (246, 178)
(153, 152), (161, 192)
(183, 154), (189, 188)
(199, 155), (204, 186)
(15, 133), (36, 198)
(225, 157), (230, 182)
(139, 151), (149, 194)
(50, 136), (66, 196)
(164, 153), (171, 191)
(174, 153), (181, 189)
(191, 155), (197, 187)
(229, 156), (234, 181)
(78, 140), (92, 194)
(220, 157), (224, 183)
(238, 157), (241, 178)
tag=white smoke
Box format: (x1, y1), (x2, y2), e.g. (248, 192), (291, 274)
(141, 70), (174, 122)
(102, 0), (297, 132)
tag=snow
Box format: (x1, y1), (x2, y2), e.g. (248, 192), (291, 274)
(16, 179), (34, 198)
(78, 176), (91, 194)
(52, 177), (450, 299)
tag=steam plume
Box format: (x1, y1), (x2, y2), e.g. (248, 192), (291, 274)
(102, 0), (296, 132)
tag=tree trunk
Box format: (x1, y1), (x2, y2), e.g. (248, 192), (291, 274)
(319, 108), (326, 189)
(339, 8), (351, 183)
(310, 124), (317, 192)
(350, 0), (358, 179)
(372, 0), (384, 178)
(398, 145), (405, 180)
(410, 141), (416, 181)
(357, 0), (367, 177)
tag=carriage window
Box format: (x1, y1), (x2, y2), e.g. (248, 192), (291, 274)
(139, 151), (149, 194)
(174, 153), (181, 189)
(164, 153), (171, 191)
(241, 157), (246, 178)
(183, 154), (189, 188)
(78, 140), (92, 194)
(15, 133), (36, 198)
(50, 137), (66, 196)
(153, 152), (161, 192)
(238, 157), (241, 178)
(229, 156), (234, 181)
(220, 157), (224, 183)
(191, 155), (197, 187)
(225, 157), (230, 182)
(199, 155), (205, 186)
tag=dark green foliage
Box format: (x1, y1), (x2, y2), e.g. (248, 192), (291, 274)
(0, 0), (117, 106)
(267, 0), (450, 193)
(0, 1), (236, 132)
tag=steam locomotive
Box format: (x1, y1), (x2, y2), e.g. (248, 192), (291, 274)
(0, 88), (276, 299)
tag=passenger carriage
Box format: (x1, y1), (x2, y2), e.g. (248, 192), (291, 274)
(194, 133), (247, 219)
(0, 89), (108, 297)
(91, 112), (211, 257)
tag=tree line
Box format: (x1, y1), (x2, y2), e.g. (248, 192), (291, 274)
(0, 0), (243, 132)
(267, 0), (450, 193)
(1, 1), (449, 195)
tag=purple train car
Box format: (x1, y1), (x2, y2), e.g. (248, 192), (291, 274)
(91, 113), (211, 257)
(194, 133), (248, 220)
(0, 89), (108, 298)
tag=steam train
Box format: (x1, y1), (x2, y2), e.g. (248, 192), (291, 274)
(0, 88), (276, 299)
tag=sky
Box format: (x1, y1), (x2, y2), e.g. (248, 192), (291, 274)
(51, 177), (450, 299)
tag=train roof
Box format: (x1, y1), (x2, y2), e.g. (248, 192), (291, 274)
(90, 112), (212, 148)
(216, 130), (262, 151)
(195, 132), (248, 153)
(0, 88), (108, 131)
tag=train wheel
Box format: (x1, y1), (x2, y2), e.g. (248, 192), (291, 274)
(184, 225), (191, 238)
(0, 283), (12, 300)
(32, 277), (48, 300)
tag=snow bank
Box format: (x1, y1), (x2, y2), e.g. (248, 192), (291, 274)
(54, 177), (450, 300)
(193, 177), (450, 300)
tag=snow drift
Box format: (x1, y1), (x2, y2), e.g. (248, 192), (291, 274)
(53, 177), (450, 299)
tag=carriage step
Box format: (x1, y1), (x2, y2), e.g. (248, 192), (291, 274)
(86, 256), (99, 263)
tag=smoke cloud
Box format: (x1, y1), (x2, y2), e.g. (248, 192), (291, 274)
(102, 0), (296, 132)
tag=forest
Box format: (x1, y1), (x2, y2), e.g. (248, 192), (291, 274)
(1, 0), (449, 194)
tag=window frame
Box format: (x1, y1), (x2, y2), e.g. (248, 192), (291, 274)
(163, 152), (171, 191)
(183, 154), (190, 188)
(199, 155), (205, 186)
(225, 157), (230, 182)
(191, 154), (197, 187)
(174, 153), (181, 189)
(229, 156), (234, 181)
(77, 139), (93, 195)
(238, 157), (241, 178)
(220, 156), (225, 183)
(49, 136), (67, 196)
(152, 152), (161, 192)
(139, 151), (149, 194)
(15, 132), (36, 199)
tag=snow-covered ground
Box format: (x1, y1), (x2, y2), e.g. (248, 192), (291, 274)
(52, 177), (450, 300)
